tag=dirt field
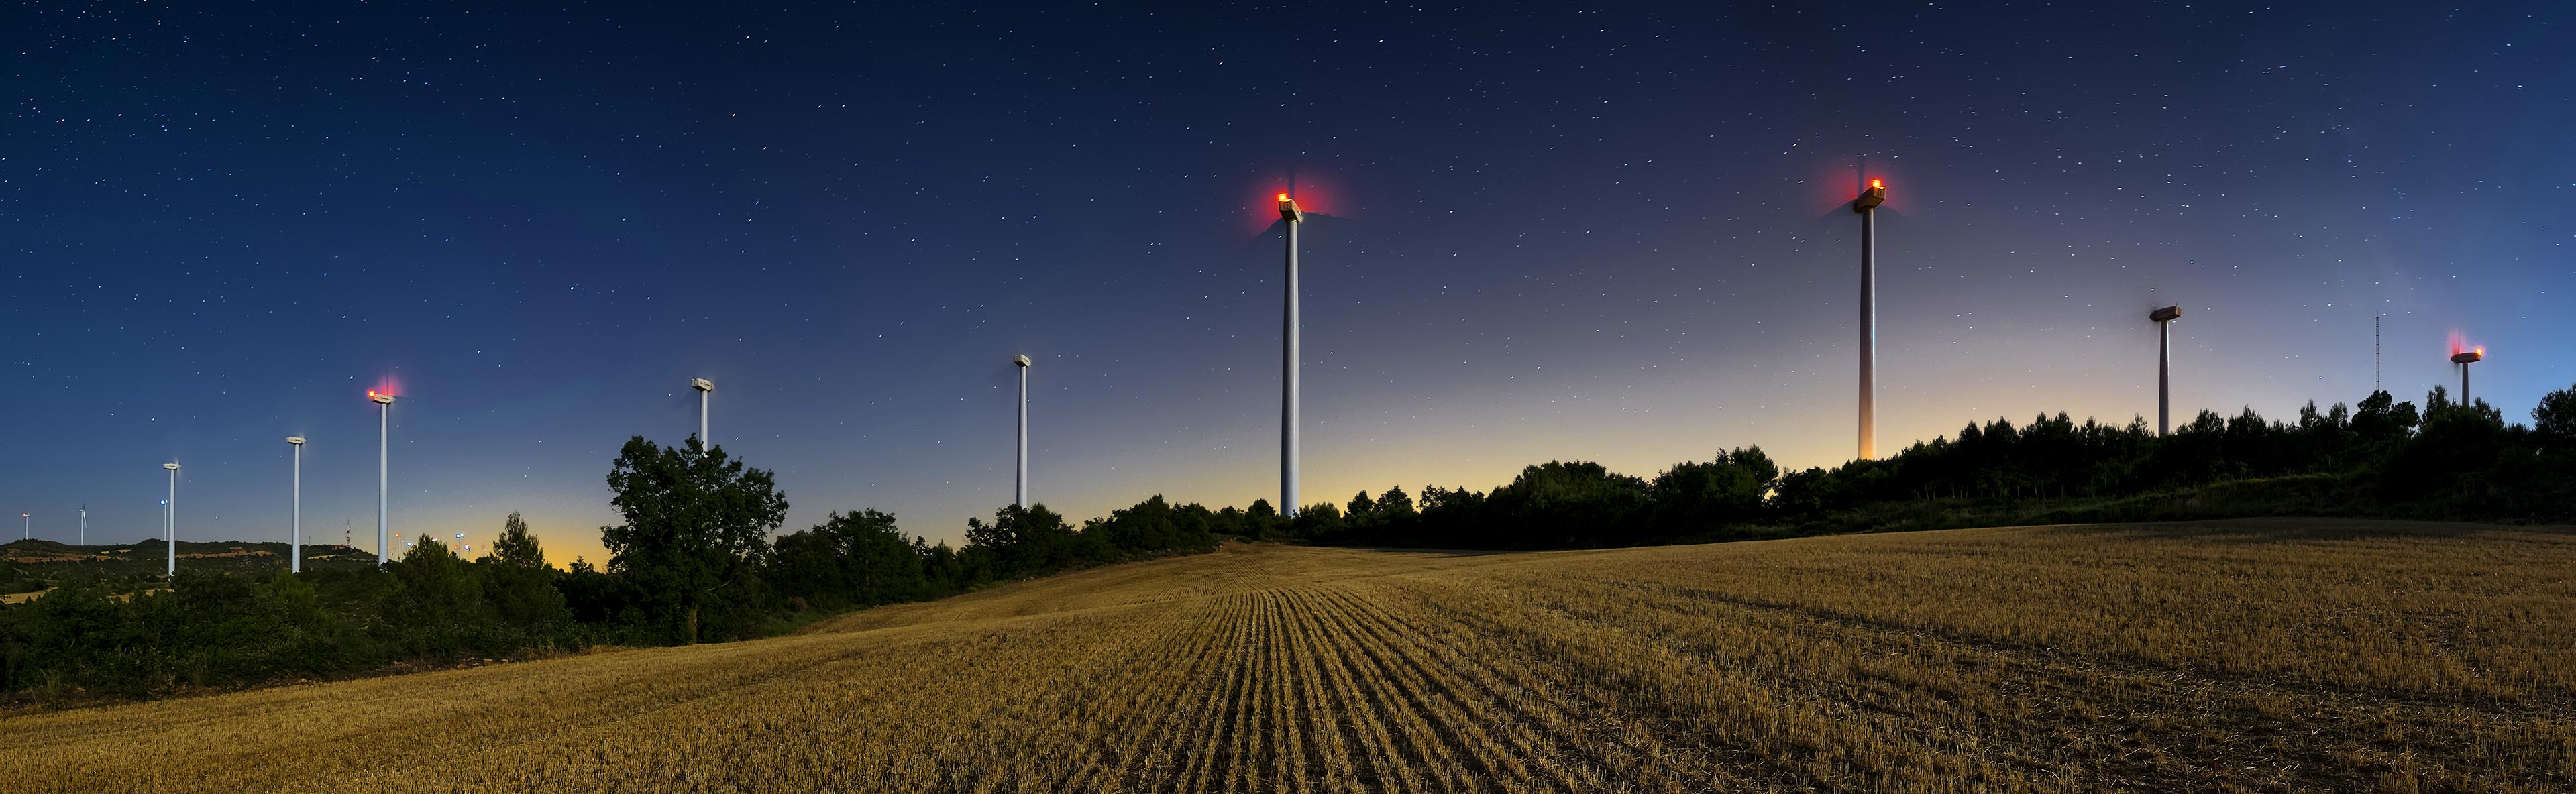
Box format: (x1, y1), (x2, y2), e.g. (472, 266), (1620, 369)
(5, 518), (2571, 793)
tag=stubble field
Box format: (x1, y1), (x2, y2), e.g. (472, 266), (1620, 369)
(5, 518), (2572, 793)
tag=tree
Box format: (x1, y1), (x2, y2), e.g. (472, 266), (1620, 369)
(769, 509), (925, 609)
(600, 437), (788, 644)
(2532, 384), (2576, 455)
(380, 538), (489, 658)
(1482, 461), (1648, 547)
(1244, 499), (1283, 539)
(963, 503), (1081, 579)
(2353, 389), (2420, 441)
(1648, 446), (1779, 536)
(1345, 490), (1378, 518)
(481, 512), (568, 628)
(1375, 486), (1415, 518)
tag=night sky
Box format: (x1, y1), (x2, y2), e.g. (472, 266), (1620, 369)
(7, 3), (2570, 563)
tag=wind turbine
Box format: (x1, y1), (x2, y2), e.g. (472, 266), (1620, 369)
(692, 378), (714, 451)
(163, 462), (181, 577)
(370, 390), (396, 567)
(288, 436), (306, 573)
(2453, 347), (2485, 406)
(1013, 355), (1032, 508)
(2150, 306), (2182, 435)
(78, 506), (86, 546)
(1852, 178), (1886, 459)
(1277, 191), (1305, 517)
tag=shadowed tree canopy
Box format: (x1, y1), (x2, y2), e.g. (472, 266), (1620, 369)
(482, 512), (567, 628)
(768, 509), (926, 610)
(601, 437), (788, 644)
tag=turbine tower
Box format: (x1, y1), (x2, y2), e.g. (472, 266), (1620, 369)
(370, 390), (396, 567)
(288, 436), (306, 573)
(1278, 192), (1305, 518)
(692, 378), (715, 451)
(2453, 348), (2484, 406)
(163, 462), (181, 577)
(78, 506), (86, 546)
(2150, 306), (2182, 435)
(1014, 355), (1032, 508)
(1853, 178), (1886, 459)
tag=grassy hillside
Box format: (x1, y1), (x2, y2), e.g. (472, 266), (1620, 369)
(5, 518), (2571, 793)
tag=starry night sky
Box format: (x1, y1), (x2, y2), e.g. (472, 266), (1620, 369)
(7, 3), (2570, 563)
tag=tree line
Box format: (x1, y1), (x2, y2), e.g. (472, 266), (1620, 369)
(6, 380), (2571, 701)
(0, 437), (1232, 701)
(1288, 383), (2576, 548)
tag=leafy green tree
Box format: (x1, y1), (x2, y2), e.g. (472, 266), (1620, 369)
(385, 538), (482, 625)
(1345, 490), (1378, 518)
(481, 512), (568, 628)
(1374, 486), (1415, 518)
(2534, 384), (2576, 456)
(1648, 446), (1779, 536)
(2353, 390), (2421, 441)
(964, 503), (1081, 579)
(1483, 461), (1648, 547)
(600, 437), (788, 644)
(769, 509), (925, 609)
(1291, 502), (1345, 538)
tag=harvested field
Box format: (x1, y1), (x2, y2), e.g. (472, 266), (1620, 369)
(5, 518), (2572, 793)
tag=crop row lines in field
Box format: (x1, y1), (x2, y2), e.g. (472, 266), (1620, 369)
(1552, 565), (2576, 790)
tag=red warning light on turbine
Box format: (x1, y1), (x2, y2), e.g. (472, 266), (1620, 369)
(1870, 178), (1884, 189)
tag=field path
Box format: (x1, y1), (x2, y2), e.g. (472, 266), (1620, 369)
(4, 519), (2572, 793)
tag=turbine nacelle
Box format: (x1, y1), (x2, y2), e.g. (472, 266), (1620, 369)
(2451, 349), (2483, 364)
(1277, 193), (1304, 223)
(2149, 306), (2181, 323)
(1853, 179), (1886, 213)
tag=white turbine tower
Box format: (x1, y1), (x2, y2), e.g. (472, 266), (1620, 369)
(163, 462), (181, 577)
(2453, 348), (2485, 405)
(78, 506), (87, 546)
(1852, 178), (1886, 460)
(370, 390), (396, 567)
(692, 378), (714, 451)
(2150, 306), (2182, 436)
(288, 436), (306, 573)
(1278, 192), (1305, 518)
(1014, 355), (1032, 508)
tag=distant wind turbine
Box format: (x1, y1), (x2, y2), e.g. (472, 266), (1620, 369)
(692, 378), (715, 451)
(371, 389), (396, 567)
(1852, 176), (1886, 459)
(163, 462), (181, 577)
(288, 436), (306, 573)
(2453, 347), (2485, 406)
(1277, 190), (1305, 517)
(1014, 355), (1032, 508)
(2150, 306), (2182, 435)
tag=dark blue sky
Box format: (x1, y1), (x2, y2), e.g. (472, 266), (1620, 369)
(7, 3), (2569, 561)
